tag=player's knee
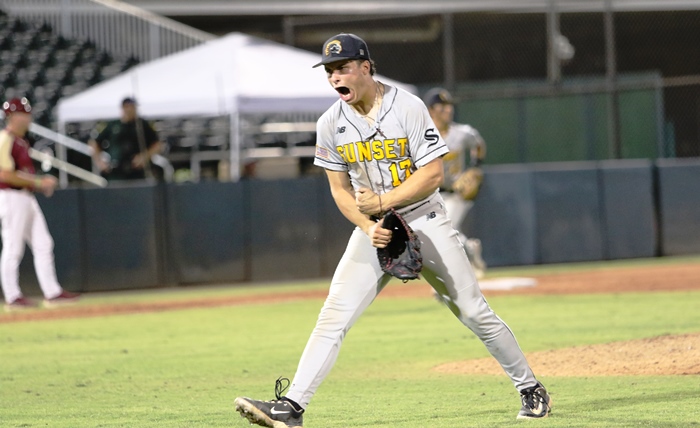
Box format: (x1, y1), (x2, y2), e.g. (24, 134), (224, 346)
(0, 246), (25, 262)
(311, 322), (349, 342)
(314, 309), (352, 338)
(459, 309), (496, 333)
(30, 239), (55, 255)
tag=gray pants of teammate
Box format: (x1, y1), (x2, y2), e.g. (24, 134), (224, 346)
(286, 193), (537, 408)
(440, 191), (473, 245)
(440, 191), (486, 277)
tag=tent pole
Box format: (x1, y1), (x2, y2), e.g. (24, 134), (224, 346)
(229, 111), (241, 182)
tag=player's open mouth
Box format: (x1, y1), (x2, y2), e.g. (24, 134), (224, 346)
(335, 86), (353, 102)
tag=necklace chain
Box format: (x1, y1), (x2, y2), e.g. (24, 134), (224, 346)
(355, 81), (382, 117)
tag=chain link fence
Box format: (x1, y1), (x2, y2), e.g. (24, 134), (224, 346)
(284, 9), (700, 164)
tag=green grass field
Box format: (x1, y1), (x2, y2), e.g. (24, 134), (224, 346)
(1, 258), (700, 427)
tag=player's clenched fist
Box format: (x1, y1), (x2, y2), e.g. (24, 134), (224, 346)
(355, 187), (383, 216)
(365, 220), (392, 248)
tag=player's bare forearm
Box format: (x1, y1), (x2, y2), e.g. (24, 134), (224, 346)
(1, 169), (36, 189)
(0, 170), (55, 195)
(380, 158), (444, 211)
(88, 140), (100, 155)
(325, 170), (376, 234)
(471, 138), (486, 164)
(132, 141), (164, 168)
(89, 140), (112, 172)
(148, 141), (163, 156)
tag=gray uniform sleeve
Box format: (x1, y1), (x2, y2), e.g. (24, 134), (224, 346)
(313, 110), (347, 171)
(462, 124), (484, 151)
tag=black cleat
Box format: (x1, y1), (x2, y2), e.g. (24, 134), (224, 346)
(517, 382), (552, 419)
(234, 377), (304, 428)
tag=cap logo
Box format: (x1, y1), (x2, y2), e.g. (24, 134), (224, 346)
(325, 40), (342, 56)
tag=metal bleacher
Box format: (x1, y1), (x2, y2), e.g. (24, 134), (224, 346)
(0, 0), (220, 184)
(1, 2), (318, 182)
(0, 10), (138, 128)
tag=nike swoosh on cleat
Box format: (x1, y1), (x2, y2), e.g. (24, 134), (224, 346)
(270, 407), (291, 415)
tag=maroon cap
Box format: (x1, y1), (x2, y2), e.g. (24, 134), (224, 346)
(2, 97), (32, 115)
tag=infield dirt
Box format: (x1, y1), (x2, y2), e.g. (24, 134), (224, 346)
(3, 261), (699, 376)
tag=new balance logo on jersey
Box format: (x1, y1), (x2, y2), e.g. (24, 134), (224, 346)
(337, 126), (346, 134)
(424, 128), (440, 147)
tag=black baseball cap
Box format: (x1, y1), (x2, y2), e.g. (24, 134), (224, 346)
(122, 97), (137, 106)
(423, 88), (454, 108)
(313, 33), (371, 68)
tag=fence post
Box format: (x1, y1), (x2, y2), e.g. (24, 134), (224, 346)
(61, 0), (72, 38)
(546, 0), (561, 84)
(283, 16), (295, 46)
(442, 13), (455, 92)
(604, 0), (622, 159)
(149, 21), (161, 61)
(654, 77), (667, 158)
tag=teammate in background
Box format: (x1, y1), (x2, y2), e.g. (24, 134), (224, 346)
(234, 34), (551, 428)
(0, 97), (80, 311)
(88, 97), (162, 181)
(424, 87), (487, 278)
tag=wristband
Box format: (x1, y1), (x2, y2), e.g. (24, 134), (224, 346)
(33, 177), (42, 191)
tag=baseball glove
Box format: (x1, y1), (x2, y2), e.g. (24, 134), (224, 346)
(377, 209), (422, 281)
(452, 167), (484, 200)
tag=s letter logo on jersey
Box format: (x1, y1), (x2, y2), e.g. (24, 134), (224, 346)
(336, 126), (346, 134)
(424, 128), (439, 147)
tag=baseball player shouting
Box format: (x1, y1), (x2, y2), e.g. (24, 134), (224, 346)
(234, 34), (551, 427)
(0, 97), (80, 311)
(425, 87), (488, 278)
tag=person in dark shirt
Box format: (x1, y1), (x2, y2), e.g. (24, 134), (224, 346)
(88, 97), (162, 181)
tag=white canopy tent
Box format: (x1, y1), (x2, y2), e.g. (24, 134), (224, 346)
(56, 32), (416, 180)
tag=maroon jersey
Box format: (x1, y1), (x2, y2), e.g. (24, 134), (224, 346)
(0, 129), (36, 190)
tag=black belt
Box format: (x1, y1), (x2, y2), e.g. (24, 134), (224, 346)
(371, 200), (431, 221)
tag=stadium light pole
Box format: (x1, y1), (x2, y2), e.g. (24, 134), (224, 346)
(546, 0), (561, 84)
(442, 13), (455, 92)
(604, 0), (622, 159)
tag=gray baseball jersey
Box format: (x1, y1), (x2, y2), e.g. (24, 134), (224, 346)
(442, 123), (483, 189)
(314, 84), (449, 210)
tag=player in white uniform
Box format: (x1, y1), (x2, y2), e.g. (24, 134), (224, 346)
(425, 88), (487, 278)
(0, 97), (80, 311)
(234, 34), (551, 428)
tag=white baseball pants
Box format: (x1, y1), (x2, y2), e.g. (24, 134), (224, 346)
(0, 189), (63, 303)
(286, 193), (537, 408)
